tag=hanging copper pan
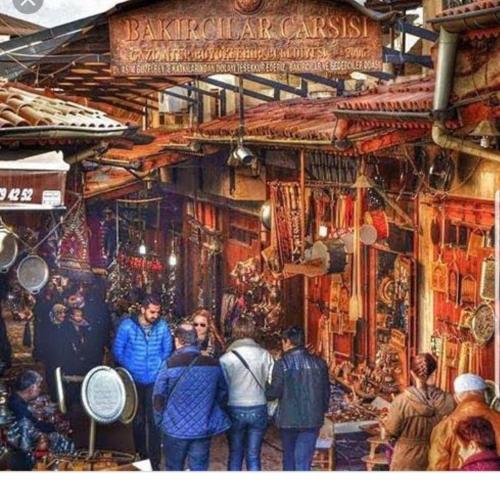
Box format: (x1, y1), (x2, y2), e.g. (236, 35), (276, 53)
(0, 227), (18, 273)
(17, 255), (49, 294)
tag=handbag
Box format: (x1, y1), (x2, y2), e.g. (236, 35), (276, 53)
(231, 350), (278, 419)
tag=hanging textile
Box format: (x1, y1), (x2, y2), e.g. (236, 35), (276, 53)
(58, 199), (93, 280)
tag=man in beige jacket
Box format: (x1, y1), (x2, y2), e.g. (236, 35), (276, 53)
(428, 373), (500, 470)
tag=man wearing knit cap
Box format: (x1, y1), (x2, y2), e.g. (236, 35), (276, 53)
(428, 373), (500, 470)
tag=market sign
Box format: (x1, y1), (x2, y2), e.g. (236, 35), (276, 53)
(0, 151), (69, 211)
(109, 0), (384, 76)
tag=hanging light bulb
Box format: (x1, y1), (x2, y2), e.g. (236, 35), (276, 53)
(138, 242), (147, 256)
(168, 252), (178, 267)
(319, 224), (328, 238)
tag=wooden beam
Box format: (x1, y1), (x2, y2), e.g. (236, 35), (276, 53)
(383, 47), (433, 68)
(360, 71), (395, 81)
(0, 14), (104, 52)
(202, 77), (274, 102)
(296, 73), (339, 90)
(242, 74), (307, 97)
(395, 19), (439, 42)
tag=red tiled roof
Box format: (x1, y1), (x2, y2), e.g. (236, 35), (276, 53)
(437, 0), (500, 17)
(198, 78), (438, 147)
(334, 78), (435, 113)
(0, 83), (127, 133)
(464, 25), (500, 39)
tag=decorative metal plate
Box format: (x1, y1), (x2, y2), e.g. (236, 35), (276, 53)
(81, 366), (126, 425)
(471, 303), (496, 346)
(116, 368), (138, 425)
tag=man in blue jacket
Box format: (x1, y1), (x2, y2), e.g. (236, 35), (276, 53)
(113, 294), (173, 470)
(153, 323), (230, 471)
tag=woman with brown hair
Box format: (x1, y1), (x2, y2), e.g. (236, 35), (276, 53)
(191, 308), (225, 358)
(219, 315), (274, 470)
(383, 353), (455, 470)
(456, 416), (500, 470)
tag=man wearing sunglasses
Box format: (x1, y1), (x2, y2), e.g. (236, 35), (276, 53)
(113, 294), (173, 470)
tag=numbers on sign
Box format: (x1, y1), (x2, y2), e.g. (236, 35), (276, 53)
(20, 188), (33, 202)
(8, 188), (21, 202)
(0, 187), (34, 203)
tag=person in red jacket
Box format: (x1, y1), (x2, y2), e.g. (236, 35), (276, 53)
(457, 416), (500, 471)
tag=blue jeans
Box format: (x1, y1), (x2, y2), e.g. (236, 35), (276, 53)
(280, 428), (320, 471)
(163, 434), (211, 471)
(227, 405), (268, 471)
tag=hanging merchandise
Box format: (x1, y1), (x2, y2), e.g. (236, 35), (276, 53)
(479, 256), (495, 301)
(228, 257), (283, 340)
(471, 303), (496, 346)
(432, 211), (448, 293)
(460, 274), (477, 305)
(270, 181), (303, 267)
(0, 222), (18, 273)
(428, 151), (455, 191)
(58, 199), (93, 280)
(365, 210), (389, 240)
(458, 307), (474, 329)
(310, 239), (347, 274)
(17, 255), (49, 294)
(448, 259), (460, 306)
(467, 229), (485, 259)
(359, 223), (378, 246)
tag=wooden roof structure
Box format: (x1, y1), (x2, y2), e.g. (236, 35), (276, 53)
(0, 0), (437, 117)
(0, 12), (42, 37)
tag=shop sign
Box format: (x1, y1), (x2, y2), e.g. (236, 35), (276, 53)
(0, 151), (69, 211)
(110, 0), (384, 76)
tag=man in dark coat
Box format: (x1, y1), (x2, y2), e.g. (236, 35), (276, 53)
(266, 326), (330, 471)
(153, 323), (230, 471)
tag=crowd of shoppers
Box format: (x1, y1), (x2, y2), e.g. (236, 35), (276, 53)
(4, 283), (498, 472)
(111, 298), (330, 472)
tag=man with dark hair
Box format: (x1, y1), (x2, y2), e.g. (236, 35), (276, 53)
(266, 325), (330, 471)
(113, 293), (173, 470)
(153, 323), (230, 471)
(7, 370), (74, 469)
(8, 370), (55, 434)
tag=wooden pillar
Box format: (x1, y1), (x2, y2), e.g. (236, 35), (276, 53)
(300, 149), (306, 258)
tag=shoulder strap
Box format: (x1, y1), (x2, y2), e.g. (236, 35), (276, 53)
(165, 354), (201, 407)
(231, 349), (264, 391)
